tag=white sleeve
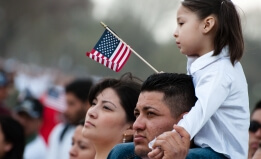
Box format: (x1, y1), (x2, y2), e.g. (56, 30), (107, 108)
(178, 70), (231, 139)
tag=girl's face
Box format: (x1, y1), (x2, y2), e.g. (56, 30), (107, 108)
(69, 126), (96, 159)
(82, 88), (131, 144)
(174, 5), (206, 56)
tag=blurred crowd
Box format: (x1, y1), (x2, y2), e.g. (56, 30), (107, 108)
(0, 58), (261, 159)
(0, 58), (97, 159)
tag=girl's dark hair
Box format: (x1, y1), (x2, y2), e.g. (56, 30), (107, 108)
(182, 0), (244, 65)
(0, 116), (25, 159)
(88, 72), (142, 122)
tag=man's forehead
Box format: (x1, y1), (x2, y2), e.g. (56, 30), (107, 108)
(136, 91), (166, 110)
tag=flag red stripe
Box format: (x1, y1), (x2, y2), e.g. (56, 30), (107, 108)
(116, 48), (131, 72)
(112, 43), (124, 62)
(116, 46), (128, 66)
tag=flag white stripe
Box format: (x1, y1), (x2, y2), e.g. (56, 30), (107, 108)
(114, 44), (127, 63)
(109, 61), (112, 69)
(110, 41), (122, 60)
(119, 48), (131, 67)
(113, 63), (117, 71)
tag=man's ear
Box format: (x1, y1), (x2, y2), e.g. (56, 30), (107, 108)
(202, 15), (216, 34)
(177, 112), (189, 121)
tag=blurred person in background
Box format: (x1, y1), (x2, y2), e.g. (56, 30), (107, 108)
(69, 120), (96, 159)
(39, 85), (66, 144)
(82, 72), (142, 159)
(47, 78), (93, 159)
(14, 97), (47, 159)
(0, 70), (11, 116)
(0, 116), (25, 159)
(252, 144), (261, 159)
(248, 100), (261, 158)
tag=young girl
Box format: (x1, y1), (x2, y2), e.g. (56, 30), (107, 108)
(150, 0), (249, 158)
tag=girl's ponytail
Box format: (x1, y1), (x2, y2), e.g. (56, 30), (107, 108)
(214, 0), (244, 65)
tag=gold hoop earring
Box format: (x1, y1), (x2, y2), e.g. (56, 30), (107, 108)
(122, 134), (126, 143)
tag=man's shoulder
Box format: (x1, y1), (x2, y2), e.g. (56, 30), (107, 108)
(107, 142), (141, 159)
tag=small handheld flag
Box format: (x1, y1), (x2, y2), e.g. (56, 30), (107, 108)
(86, 22), (159, 73)
(86, 30), (131, 72)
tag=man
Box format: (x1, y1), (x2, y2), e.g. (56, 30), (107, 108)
(46, 78), (93, 159)
(14, 97), (47, 159)
(248, 100), (261, 158)
(107, 73), (197, 159)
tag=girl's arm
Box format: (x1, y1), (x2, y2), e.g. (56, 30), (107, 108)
(178, 70), (231, 139)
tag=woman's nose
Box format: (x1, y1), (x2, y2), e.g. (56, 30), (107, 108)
(87, 107), (98, 119)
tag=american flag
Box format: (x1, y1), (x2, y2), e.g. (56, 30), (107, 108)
(86, 30), (131, 72)
(43, 86), (66, 112)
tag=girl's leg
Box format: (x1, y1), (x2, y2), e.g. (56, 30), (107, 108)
(186, 147), (228, 159)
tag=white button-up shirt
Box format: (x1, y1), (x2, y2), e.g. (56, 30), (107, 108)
(178, 47), (250, 159)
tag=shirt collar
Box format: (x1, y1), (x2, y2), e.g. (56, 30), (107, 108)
(187, 46), (229, 74)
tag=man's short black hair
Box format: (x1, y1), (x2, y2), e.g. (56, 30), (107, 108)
(141, 73), (197, 118)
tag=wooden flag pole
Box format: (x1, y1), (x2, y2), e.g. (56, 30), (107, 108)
(100, 21), (159, 73)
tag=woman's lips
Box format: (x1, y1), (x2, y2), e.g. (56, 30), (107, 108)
(85, 121), (95, 127)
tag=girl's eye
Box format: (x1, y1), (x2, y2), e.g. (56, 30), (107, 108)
(179, 23), (184, 26)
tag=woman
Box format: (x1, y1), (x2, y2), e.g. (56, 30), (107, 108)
(82, 73), (142, 159)
(0, 116), (25, 159)
(69, 121), (96, 159)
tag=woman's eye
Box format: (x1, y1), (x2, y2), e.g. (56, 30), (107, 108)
(103, 106), (112, 111)
(134, 112), (140, 118)
(91, 102), (96, 106)
(179, 23), (184, 26)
